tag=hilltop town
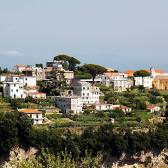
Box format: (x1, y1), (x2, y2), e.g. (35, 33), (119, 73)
(1, 55), (168, 167)
(1, 55), (168, 118)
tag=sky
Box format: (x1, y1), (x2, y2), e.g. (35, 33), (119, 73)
(0, 0), (168, 71)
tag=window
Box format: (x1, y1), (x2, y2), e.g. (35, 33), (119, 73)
(83, 93), (85, 96)
(14, 84), (16, 87)
(25, 78), (27, 81)
(16, 89), (18, 92)
(83, 87), (85, 90)
(11, 89), (13, 92)
(36, 114), (38, 118)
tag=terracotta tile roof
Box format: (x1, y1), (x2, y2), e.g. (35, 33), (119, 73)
(147, 104), (158, 109)
(124, 70), (135, 77)
(18, 109), (42, 114)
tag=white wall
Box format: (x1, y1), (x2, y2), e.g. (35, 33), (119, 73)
(134, 76), (153, 89)
(20, 76), (37, 86)
(73, 82), (100, 104)
(55, 96), (83, 114)
(3, 82), (26, 99)
(0, 75), (7, 82)
(27, 113), (43, 124)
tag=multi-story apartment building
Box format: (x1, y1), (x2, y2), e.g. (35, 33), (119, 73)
(72, 81), (100, 104)
(101, 72), (132, 92)
(3, 75), (39, 99)
(134, 76), (153, 89)
(54, 96), (83, 114)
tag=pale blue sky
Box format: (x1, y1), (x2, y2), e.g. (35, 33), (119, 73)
(0, 0), (168, 71)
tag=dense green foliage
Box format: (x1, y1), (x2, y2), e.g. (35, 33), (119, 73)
(100, 86), (166, 111)
(78, 64), (106, 82)
(1, 110), (168, 166)
(0, 67), (9, 74)
(22, 121), (168, 158)
(74, 70), (92, 79)
(35, 63), (43, 68)
(9, 97), (55, 109)
(54, 54), (80, 71)
(133, 70), (150, 77)
(0, 112), (32, 155)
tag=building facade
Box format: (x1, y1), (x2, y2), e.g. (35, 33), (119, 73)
(2, 75), (46, 99)
(95, 103), (120, 111)
(54, 96), (83, 114)
(134, 76), (153, 89)
(153, 75), (168, 90)
(101, 72), (132, 91)
(72, 81), (100, 104)
(18, 109), (43, 124)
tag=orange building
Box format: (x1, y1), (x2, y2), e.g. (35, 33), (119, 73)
(124, 70), (135, 77)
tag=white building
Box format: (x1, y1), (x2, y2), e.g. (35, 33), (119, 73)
(95, 103), (120, 111)
(134, 76), (153, 89)
(0, 75), (7, 82)
(3, 75), (40, 99)
(101, 72), (132, 92)
(19, 76), (37, 87)
(54, 96), (83, 114)
(3, 81), (26, 99)
(64, 71), (74, 84)
(72, 81), (100, 104)
(95, 103), (132, 112)
(18, 109), (43, 124)
(28, 92), (46, 99)
(147, 104), (161, 113)
(53, 60), (64, 71)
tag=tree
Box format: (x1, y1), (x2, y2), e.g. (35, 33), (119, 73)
(0, 67), (2, 74)
(133, 70), (150, 77)
(54, 54), (70, 62)
(79, 64), (106, 82)
(35, 64), (43, 68)
(0, 112), (32, 155)
(0, 112), (19, 155)
(54, 54), (80, 71)
(3, 68), (8, 73)
(68, 57), (80, 71)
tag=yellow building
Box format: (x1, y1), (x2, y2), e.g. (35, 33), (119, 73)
(153, 75), (168, 90)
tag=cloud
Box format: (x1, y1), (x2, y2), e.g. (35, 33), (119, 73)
(0, 49), (24, 57)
